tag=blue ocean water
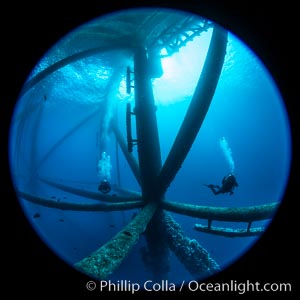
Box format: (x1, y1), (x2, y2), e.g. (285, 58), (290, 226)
(8, 9), (291, 288)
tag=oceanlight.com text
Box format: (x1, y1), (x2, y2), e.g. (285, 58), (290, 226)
(187, 280), (292, 294)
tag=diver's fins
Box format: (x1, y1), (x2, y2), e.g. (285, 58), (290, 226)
(203, 184), (215, 188)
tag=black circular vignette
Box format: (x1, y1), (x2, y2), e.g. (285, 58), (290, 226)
(2, 0), (298, 298)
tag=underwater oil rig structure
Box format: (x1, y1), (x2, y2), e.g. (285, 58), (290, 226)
(14, 9), (279, 282)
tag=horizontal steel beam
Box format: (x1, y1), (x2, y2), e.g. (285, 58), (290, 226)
(162, 200), (279, 222)
(18, 190), (143, 211)
(194, 224), (265, 237)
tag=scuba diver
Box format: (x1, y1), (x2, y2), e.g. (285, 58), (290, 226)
(204, 173), (238, 196)
(98, 179), (111, 194)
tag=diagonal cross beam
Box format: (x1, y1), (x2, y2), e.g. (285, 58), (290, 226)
(156, 25), (228, 196)
(74, 202), (157, 279)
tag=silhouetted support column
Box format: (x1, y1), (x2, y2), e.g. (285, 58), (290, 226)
(133, 47), (170, 281)
(74, 202), (157, 279)
(36, 107), (101, 171)
(30, 103), (43, 179)
(157, 25), (228, 195)
(111, 121), (141, 186)
(143, 211), (171, 281)
(134, 47), (162, 201)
